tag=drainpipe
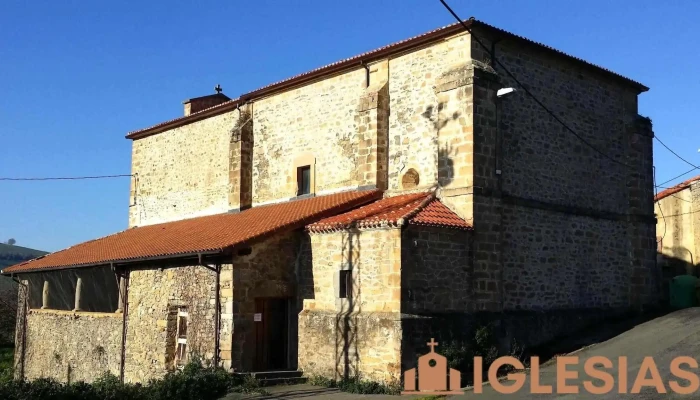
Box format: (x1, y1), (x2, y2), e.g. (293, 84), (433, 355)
(118, 269), (130, 383)
(10, 274), (28, 381)
(214, 264), (221, 368)
(198, 254), (222, 368)
(361, 62), (370, 88)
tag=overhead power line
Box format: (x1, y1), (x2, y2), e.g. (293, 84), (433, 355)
(658, 167), (700, 187)
(654, 135), (700, 170)
(654, 166), (666, 242)
(437, 0), (633, 169)
(0, 174), (133, 181)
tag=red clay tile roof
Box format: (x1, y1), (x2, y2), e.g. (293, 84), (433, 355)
(655, 175), (700, 202)
(2, 190), (382, 274)
(126, 19), (647, 140)
(307, 192), (471, 232)
(410, 199), (472, 230)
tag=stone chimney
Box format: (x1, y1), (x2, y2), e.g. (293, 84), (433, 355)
(183, 84), (231, 116)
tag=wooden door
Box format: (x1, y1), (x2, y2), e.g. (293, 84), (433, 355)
(254, 298), (289, 371)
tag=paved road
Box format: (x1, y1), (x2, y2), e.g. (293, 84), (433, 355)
(223, 308), (700, 399)
(459, 308), (700, 399)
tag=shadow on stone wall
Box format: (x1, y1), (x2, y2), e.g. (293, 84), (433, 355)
(421, 102), (460, 188)
(335, 230), (360, 380)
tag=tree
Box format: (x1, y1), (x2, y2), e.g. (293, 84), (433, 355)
(0, 279), (17, 345)
(6, 238), (15, 245)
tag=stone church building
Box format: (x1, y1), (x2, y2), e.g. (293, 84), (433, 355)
(3, 18), (657, 384)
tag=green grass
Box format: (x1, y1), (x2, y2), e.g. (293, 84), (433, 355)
(0, 346), (13, 383)
(307, 375), (401, 395)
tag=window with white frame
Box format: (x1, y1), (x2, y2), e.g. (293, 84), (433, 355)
(175, 308), (188, 367)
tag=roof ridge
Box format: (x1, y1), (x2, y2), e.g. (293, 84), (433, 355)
(397, 193), (435, 226)
(127, 19), (647, 140)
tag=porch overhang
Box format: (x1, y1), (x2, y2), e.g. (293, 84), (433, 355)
(2, 189), (382, 275)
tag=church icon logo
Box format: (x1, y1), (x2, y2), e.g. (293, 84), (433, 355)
(401, 338), (464, 395)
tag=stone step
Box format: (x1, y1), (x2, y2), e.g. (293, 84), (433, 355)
(258, 376), (308, 386)
(250, 370), (303, 380)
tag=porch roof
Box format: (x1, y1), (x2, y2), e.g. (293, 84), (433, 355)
(307, 192), (472, 232)
(2, 189), (382, 274)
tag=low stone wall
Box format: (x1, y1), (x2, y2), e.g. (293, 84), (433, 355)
(298, 310), (401, 383)
(124, 265), (218, 383)
(21, 309), (122, 383)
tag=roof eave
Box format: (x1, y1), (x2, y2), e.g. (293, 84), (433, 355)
(471, 21), (648, 92)
(125, 22), (473, 140)
(125, 99), (242, 140)
(126, 18), (648, 140)
(1, 249), (228, 275)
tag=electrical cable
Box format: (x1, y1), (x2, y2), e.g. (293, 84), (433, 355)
(0, 174), (132, 181)
(654, 166), (666, 243)
(658, 167), (700, 187)
(437, 0), (633, 169)
(654, 135), (700, 170)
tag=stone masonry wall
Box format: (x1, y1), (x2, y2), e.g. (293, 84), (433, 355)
(229, 232), (298, 372)
(468, 28), (657, 311)
(251, 69), (369, 204)
(401, 225), (472, 314)
(299, 228), (402, 383)
(387, 33), (471, 194)
(129, 110), (240, 227)
(693, 183), (700, 273)
(130, 34), (478, 216)
(655, 187), (696, 273)
(21, 310), (122, 383)
(124, 265), (219, 383)
(501, 205), (630, 309)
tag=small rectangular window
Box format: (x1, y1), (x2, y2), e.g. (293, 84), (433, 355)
(297, 165), (311, 196)
(339, 270), (352, 299)
(175, 308), (188, 367)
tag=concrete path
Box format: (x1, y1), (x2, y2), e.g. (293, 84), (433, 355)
(456, 307), (700, 399)
(221, 384), (427, 399)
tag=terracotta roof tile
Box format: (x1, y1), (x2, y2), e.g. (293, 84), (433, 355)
(655, 175), (700, 202)
(308, 192), (471, 232)
(2, 190), (382, 274)
(410, 199), (472, 230)
(126, 19), (647, 140)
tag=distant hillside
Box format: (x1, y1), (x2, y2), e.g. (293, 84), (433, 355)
(0, 243), (48, 272)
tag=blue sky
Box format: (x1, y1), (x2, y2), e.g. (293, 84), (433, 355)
(1, 0), (697, 252)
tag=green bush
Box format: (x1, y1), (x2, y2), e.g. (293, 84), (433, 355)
(0, 361), (265, 400)
(0, 347), (13, 384)
(308, 375), (401, 395)
(440, 322), (522, 385)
